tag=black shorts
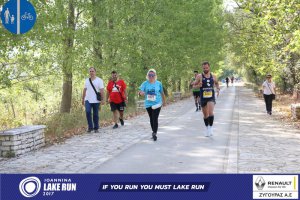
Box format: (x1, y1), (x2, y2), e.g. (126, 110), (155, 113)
(110, 102), (125, 112)
(201, 99), (216, 108)
(193, 91), (200, 98)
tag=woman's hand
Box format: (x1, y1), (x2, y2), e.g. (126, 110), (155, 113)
(139, 91), (145, 96)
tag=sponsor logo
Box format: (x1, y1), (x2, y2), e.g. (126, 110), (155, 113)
(253, 175), (298, 199)
(255, 176), (266, 190)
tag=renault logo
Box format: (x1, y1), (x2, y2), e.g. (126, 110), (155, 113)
(255, 176), (266, 190)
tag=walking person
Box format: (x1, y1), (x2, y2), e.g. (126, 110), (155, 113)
(262, 74), (276, 115)
(225, 77), (229, 88)
(4, 8), (10, 24)
(138, 69), (166, 141)
(230, 76), (234, 86)
(194, 61), (220, 137)
(82, 67), (105, 133)
(106, 71), (128, 129)
(190, 70), (201, 112)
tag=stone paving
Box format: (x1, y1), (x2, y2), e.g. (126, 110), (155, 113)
(0, 99), (189, 173)
(1, 85), (300, 173)
(236, 86), (300, 173)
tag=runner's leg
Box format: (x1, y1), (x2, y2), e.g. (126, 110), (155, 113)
(152, 107), (161, 135)
(207, 101), (215, 136)
(202, 103), (209, 136)
(119, 110), (124, 125)
(197, 95), (201, 110)
(194, 93), (198, 111)
(113, 110), (118, 124)
(146, 107), (154, 133)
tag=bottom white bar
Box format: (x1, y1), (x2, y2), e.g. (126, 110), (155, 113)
(253, 192), (298, 199)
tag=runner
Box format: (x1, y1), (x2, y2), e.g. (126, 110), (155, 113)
(262, 74), (276, 115)
(225, 77), (229, 88)
(194, 61), (220, 137)
(138, 69), (166, 141)
(190, 70), (201, 111)
(106, 71), (128, 129)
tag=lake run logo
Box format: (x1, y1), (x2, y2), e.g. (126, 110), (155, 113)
(19, 176), (77, 198)
(19, 177), (41, 198)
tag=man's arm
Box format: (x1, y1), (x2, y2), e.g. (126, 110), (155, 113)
(124, 89), (128, 103)
(194, 74), (202, 88)
(106, 89), (110, 102)
(190, 79), (195, 86)
(100, 88), (105, 105)
(82, 88), (87, 105)
(214, 75), (220, 96)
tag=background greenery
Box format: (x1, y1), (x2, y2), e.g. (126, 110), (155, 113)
(1, 0), (299, 138)
(0, 0), (225, 135)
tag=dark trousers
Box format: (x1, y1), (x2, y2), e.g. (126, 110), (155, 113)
(146, 107), (161, 134)
(263, 94), (273, 112)
(85, 101), (100, 130)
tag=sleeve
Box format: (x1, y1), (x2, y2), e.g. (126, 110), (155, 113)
(262, 81), (265, 87)
(84, 79), (88, 88)
(139, 81), (146, 92)
(159, 82), (164, 93)
(99, 79), (104, 89)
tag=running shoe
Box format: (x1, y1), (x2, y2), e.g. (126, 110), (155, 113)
(205, 126), (209, 137)
(113, 124), (118, 129)
(87, 129), (93, 133)
(119, 118), (124, 126)
(208, 126), (213, 136)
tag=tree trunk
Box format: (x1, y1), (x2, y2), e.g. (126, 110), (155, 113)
(10, 99), (16, 119)
(60, 0), (75, 113)
(92, 0), (103, 64)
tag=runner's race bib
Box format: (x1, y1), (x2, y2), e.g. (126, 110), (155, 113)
(203, 88), (213, 98)
(147, 89), (156, 101)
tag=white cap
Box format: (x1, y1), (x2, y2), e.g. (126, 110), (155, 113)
(146, 68), (157, 80)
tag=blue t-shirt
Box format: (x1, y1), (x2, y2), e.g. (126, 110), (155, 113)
(139, 80), (164, 108)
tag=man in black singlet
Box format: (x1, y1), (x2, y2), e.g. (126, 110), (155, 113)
(194, 61), (220, 137)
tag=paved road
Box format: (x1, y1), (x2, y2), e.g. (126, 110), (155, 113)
(1, 84), (300, 173)
(90, 86), (235, 173)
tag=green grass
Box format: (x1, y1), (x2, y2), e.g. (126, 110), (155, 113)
(35, 91), (192, 144)
(38, 103), (145, 144)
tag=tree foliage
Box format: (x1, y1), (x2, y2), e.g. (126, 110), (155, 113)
(0, 0), (225, 129)
(226, 0), (300, 90)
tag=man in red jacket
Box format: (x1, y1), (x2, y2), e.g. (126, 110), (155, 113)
(106, 71), (128, 129)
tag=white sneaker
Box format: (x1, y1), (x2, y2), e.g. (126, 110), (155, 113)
(208, 126), (213, 136)
(205, 126), (209, 137)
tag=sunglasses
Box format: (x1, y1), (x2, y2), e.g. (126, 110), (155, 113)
(148, 74), (156, 77)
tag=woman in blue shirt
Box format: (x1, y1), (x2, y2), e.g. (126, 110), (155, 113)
(139, 69), (166, 141)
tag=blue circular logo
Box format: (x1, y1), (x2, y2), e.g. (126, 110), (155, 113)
(1, 0), (36, 34)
